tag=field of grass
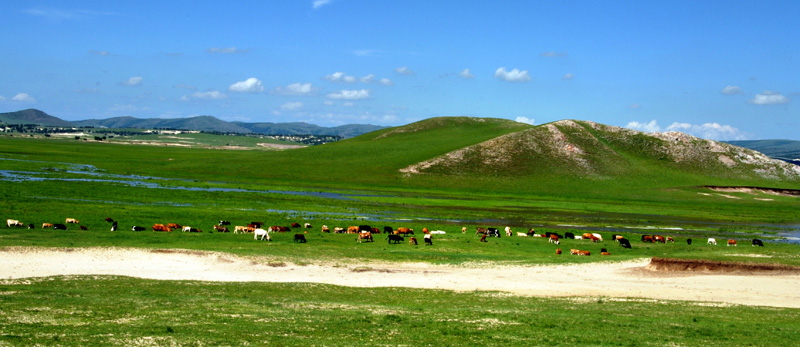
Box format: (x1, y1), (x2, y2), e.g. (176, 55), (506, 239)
(2, 128), (800, 346)
(1, 276), (797, 346)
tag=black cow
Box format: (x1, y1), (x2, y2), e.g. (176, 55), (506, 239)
(294, 234), (307, 243)
(250, 222), (263, 228)
(219, 220), (231, 226)
(487, 228), (501, 238)
(388, 234), (404, 244)
(545, 232), (562, 239)
(424, 237), (433, 246)
(600, 248), (608, 253)
(383, 226), (394, 234)
(53, 224), (68, 230)
(752, 239), (764, 247)
(618, 238), (631, 249)
(132, 226), (146, 231)
(27, 223), (34, 229)
(687, 238), (692, 245)
(358, 225), (372, 233)
(105, 217), (114, 223)
(564, 232), (575, 239)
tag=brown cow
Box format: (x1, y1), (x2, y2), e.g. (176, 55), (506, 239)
(642, 235), (654, 243)
(577, 250), (591, 256)
(291, 222), (301, 228)
(79, 226), (88, 230)
(601, 252), (611, 256)
(321, 225), (330, 233)
(549, 234), (560, 244)
(396, 227), (413, 235)
(347, 226), (359, 234)
(65, 218), (79, 224)
(555, 248), (562, 255)
(357, 232), (373, 243)
(666, 237), (675, 243)
(653, 235), (666, 243)
(42, 223), (53, 229)
(234, 226), (248, 233)
(153, 224), (172, 232)
(476, 227), (487, 235)
(167, 223), (182, 230)
(409, 237), (418, 245)
(213, 225), (230, 232)
(727, 239), (737, 247)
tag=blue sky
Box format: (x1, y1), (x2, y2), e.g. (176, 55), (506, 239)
(1, 1), (797, 140)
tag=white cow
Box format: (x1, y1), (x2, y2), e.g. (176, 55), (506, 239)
(182, 226), (192, 232)
(592, 233), (604, 241)
(430, 230), (446, 234)
(707, 238), (717, 245)
(255, 228), (270, 241)
(7, 219), (22, 227)
(517, 232), (529, 237)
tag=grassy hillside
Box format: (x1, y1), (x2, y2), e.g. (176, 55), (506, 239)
(0, 109), (72, 127)
(729, 139), (800, 164)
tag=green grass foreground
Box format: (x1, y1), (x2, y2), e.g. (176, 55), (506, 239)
(1, 276), (796, 346)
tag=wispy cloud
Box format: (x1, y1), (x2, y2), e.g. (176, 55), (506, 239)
(121, 76), (143, 86)
(563, 73), (575, 80)
(721, 85), (743, 95)
(11, 93), (36, 103)
(515, 117), (535, 125)
(749, 91), (790, 105)
(354, 49), (377, 57)
(540, 51), (568, 58)
(379, 78), (394, 86)
(459, 69), (475, 79)
(327, 89), (370, 100)
(494, 67), (530, 82)
(280, 102), (304, 111)
(228, 78), (264, 92)
(207, 47), (249, 54)
(312, 0), (332, 9)
(395, 66), (415, 75)
(25, 7), (117, 21)
(626, 120), (748, 140)
(88, 50), (111, 56)
(272, 82), (315, 96)
(180, 91), (227, 101)
(324, 72), (357, 83)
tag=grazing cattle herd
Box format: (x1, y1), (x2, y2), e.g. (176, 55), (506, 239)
(4, 218), (774, 254)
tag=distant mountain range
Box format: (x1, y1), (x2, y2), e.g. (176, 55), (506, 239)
(0, 109), (386, 138)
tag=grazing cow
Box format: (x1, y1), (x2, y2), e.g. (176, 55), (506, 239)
(601, 252), (611, 256)
(66, 218), (79, 224)
(234, 226), (248, 233)
(611, 234), (622, 242)
(487, 228), (501, 238)
(600, 248), (608, 253)
(570, 249), (590, 256)
(334, 227), (345, 233)
(574, 235), (583, 240)
(570, 249), (579, 255)
(582, 233), (594, 240)
(291, 222), (301, 228)
(105, 217), (115, 223)
(359, 225), (373, 233)
(578, 250), (591, 256)
(167, 223), (182, 230)
(371, 227), (381, 234)
(545, 232), (562, 239)
(618, 238), (631, 249)
(653, 235), (666, 243)
(687, 238), (692, 245)
(555, 248), (562, 255)
(527, 228), (536, 236)
(111, 222), (117, 232)
(254, 228), (270, 241)
(505, 226), (512, 237)
(592, 233), (604, 241)
(707, 238), (717, 245)
(388, 234), (404, 244)
(132, 226), (146, 231)
(274, 226), (291, 232)
(182, 226), (192, 232)
(384, 226), (394, 234)
(250, 222), (264, 228)
(213, 225), (230, 233)
(424, 233), (433, 246)
(304, 223), (312, 228)
(475, 227), (487, 235)
(462, 227), (467, 234)
(7, 219), (22, 228)
(357, 232), (373, 243)
(727, 239), (737, 247)
(586, 235), (600, 243)
(564, 232), (575, 239)
(409, 237), (418, 245)
(396, 227), (414, 235)
(294, 234), (307, 243)
(549, 234), (560, 244)
(347, 226), (359, 234)
(27, 223), (34, 229)
(79, 226), (88, 230)
(219, 220), (231, 226)
(42, 223), (53, 229)
(517, 232), (529, 237)
(642, 235), (654, 243)
(53, 223), (68, 230)
(322, 225), (330, 233)
(153, 224), (172, 232)
(752, 239), (764, 247)
(666, 237), (674, 243)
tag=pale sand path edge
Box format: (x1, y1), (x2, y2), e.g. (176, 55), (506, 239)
(2, 247), (799, 308)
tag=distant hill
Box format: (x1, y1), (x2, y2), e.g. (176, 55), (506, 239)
(0, 109), (384, 138)
(0, 109), (72, 127)
(727, 140), (800, 166)
(394, 119), (800, 182)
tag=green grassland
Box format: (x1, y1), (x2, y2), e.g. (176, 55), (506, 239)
(2, 118), (800, 346)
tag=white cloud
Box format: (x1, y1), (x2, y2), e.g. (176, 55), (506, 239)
(121, 76), (143, 86)
(626, 120), (747, 140)
(273, 82), (314, 95)
(380, 78), (394, 86)
(749, 91), (790, 105)
(342, 102), (354, 107)
(312, 0), (332, 9)
(459, 69), (474, 79)
(324, 100), (334, 106)
(494, 67), (531, 82)
(395, 66), (415, 75)
(180, 91), (227, 101)
(540, 52), (568, 57)
(207, 47), (248, 54)
(11, 93), (36, 103)
(721, 85), (743, 95)
(360, 74), (375, 83)
(228, 77), (264, 92)
(629, 103), (642, 109)
(88, 50), (110, 56)
(515, 117), (535, 125)
(327, 89), (370, 100)
(0, 95), (5, 101)
(354, 49), (376, 57)
(280, 102), (304, 110)
(325, 72), (357, 83)
(563, 73), (574, 80)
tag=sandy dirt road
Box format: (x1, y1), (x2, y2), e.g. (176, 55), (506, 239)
(2, 247), (799, 308)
